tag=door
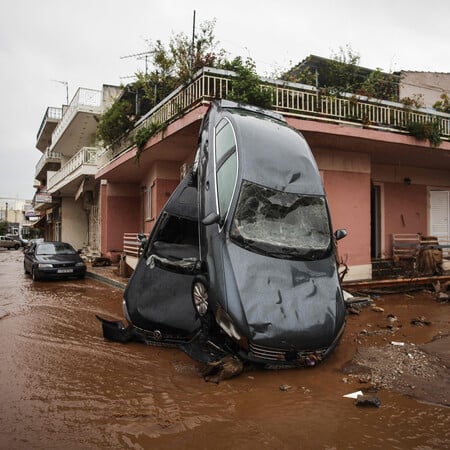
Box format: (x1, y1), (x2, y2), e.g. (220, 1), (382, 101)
(430, 190), (449, 257)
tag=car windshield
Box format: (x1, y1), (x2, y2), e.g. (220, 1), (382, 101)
(230, 181), (332, 260)
(36, 243), (77, 255)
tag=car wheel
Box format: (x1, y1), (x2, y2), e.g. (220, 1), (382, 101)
(14, 244), (20, 250)
(192, 277), (209, 317)
(32, 267), (41, 281)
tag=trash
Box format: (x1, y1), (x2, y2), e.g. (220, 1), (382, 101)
(371, 306), (385, 313)
(410, 316), (431, 326)
(202, 356), (244, 383)
(343, 390), (364, 399)
(279, 384), (292, 391)
(391, 341), (405, 346)
(355, 394), (381, 407)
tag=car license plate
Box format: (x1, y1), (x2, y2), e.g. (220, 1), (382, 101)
(57, 268), (73, 273)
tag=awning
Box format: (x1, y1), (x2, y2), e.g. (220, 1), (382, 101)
(31, 215), (47, 228)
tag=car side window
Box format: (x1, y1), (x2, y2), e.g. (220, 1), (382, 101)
(215, 118), (238, 223)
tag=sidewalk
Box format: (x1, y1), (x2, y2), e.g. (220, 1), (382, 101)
(86, 262), (129, 290)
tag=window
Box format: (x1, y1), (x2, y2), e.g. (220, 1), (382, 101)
(215, 119), (238, 222)
(230, 181), (332, 260)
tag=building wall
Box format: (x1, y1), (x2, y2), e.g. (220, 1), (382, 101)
(100, 181), (140, 260)
(313, 148), (372, 280)
(400, 71), (450, 107)
(61, 197), (88, 249)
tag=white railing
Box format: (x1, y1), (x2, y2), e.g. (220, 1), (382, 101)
(35, 148), (62, 177)
(51, 88), (102, 149)
(107, 67), (450, 158)
(123, 233), (142, 258)
(47, 146), (100, 190)
(36, 106), (62, 141)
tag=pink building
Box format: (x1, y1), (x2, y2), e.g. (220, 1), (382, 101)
(36, 68), (450, 281)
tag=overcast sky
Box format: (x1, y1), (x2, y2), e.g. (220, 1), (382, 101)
(1, 0), (449, 200)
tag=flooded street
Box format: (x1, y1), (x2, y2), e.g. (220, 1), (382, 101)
(0, 249), (449, 449)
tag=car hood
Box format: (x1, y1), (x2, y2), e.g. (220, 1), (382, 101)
(34, 254), (84, 264)
(223, 242), (345, 350)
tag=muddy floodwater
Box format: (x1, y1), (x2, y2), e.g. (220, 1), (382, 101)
(0, 249), (449, 449)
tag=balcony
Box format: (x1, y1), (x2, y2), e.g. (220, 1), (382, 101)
(35, 148), (62, 181)
(47, 146), (100, 194)
(36, 107), (62, 152)
(50, 88), (102, 157)
(105, 67), (450, 160)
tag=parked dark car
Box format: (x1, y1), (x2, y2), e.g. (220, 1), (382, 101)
(101, 100), (347, 369)
(24, 241), (86, 281)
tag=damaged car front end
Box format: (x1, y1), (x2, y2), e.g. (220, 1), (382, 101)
(99, 99), (347, 372)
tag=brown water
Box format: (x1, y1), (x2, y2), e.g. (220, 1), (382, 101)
(0, 250), (449, 449)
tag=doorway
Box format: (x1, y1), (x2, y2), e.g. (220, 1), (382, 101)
(371, 184), (382, 259)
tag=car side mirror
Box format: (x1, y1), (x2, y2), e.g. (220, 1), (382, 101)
(202, 212), (221, 226)
(137, 233), (147, 242)
(335, 229), (347, 241)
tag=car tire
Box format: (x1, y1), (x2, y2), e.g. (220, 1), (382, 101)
(192, 276), (213, 331)
(14, 244), (19, 250)
(192, 277), (209, 317)
(32, 267), (41, 281)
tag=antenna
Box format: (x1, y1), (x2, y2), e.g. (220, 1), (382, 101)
(52, 80), (69, 105)
(190, 10), (196, 71)
(121, 51), (152, 75)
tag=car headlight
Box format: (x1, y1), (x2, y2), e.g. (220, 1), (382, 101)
(75, 262), (86, 267)
(215, 308), (248, 350)
(38, 263), (53, 268)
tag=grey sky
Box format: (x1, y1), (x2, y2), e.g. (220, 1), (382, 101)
(1, 0), (449, 200)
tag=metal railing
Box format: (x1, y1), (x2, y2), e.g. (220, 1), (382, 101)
(47, 146), (100, 190)
(36, 107), (62, 141)
(104, 67), (450, 160)
(35, 148), (62, 178)
(51, 88), (102, 149)
(123, 233), (142, 258)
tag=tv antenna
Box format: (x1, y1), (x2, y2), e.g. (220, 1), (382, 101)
(121, 51), (152, 75)
(52, 80), (69, 105)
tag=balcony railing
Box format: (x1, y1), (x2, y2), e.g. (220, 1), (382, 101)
(47, 146), (100, 190)
(101, 67), (450, 160)
(36, 107), (62, 141)
(50, 88), (102, 149)
(35, 148), (62, 178)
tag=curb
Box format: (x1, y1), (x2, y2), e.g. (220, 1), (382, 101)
(86, 271), (127, 290)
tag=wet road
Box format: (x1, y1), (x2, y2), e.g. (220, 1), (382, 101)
(0, 249), (449, 449)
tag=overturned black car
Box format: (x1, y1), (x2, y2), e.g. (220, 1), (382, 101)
(99, 100), (347, 370)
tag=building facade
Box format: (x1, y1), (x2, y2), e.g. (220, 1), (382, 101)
(34, 68), (450, 280)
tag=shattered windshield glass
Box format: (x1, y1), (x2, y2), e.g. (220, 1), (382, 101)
(230, 181), (331, 260)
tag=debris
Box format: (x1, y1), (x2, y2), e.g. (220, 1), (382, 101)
(343, 390), (363, 399)
(371, 306), (385, 313)
(391, 341), (405, 346)
(279, 384), (292, 391)
(203, 356), (244, 383)
(355, 394), (381, 408)
(410, 316), (431, 326)
(436, 292), (450, 302)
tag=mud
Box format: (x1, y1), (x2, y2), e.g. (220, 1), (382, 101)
(0, 249), (449, 449)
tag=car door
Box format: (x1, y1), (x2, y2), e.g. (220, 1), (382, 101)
(123, 175), (202, 339)
(24, 244), (36, 273)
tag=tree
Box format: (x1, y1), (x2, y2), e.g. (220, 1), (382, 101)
(219, 57), (273, 109)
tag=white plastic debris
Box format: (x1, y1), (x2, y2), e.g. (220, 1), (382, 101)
(343, 390), (363, 399)
(391, 341), (405, 346)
